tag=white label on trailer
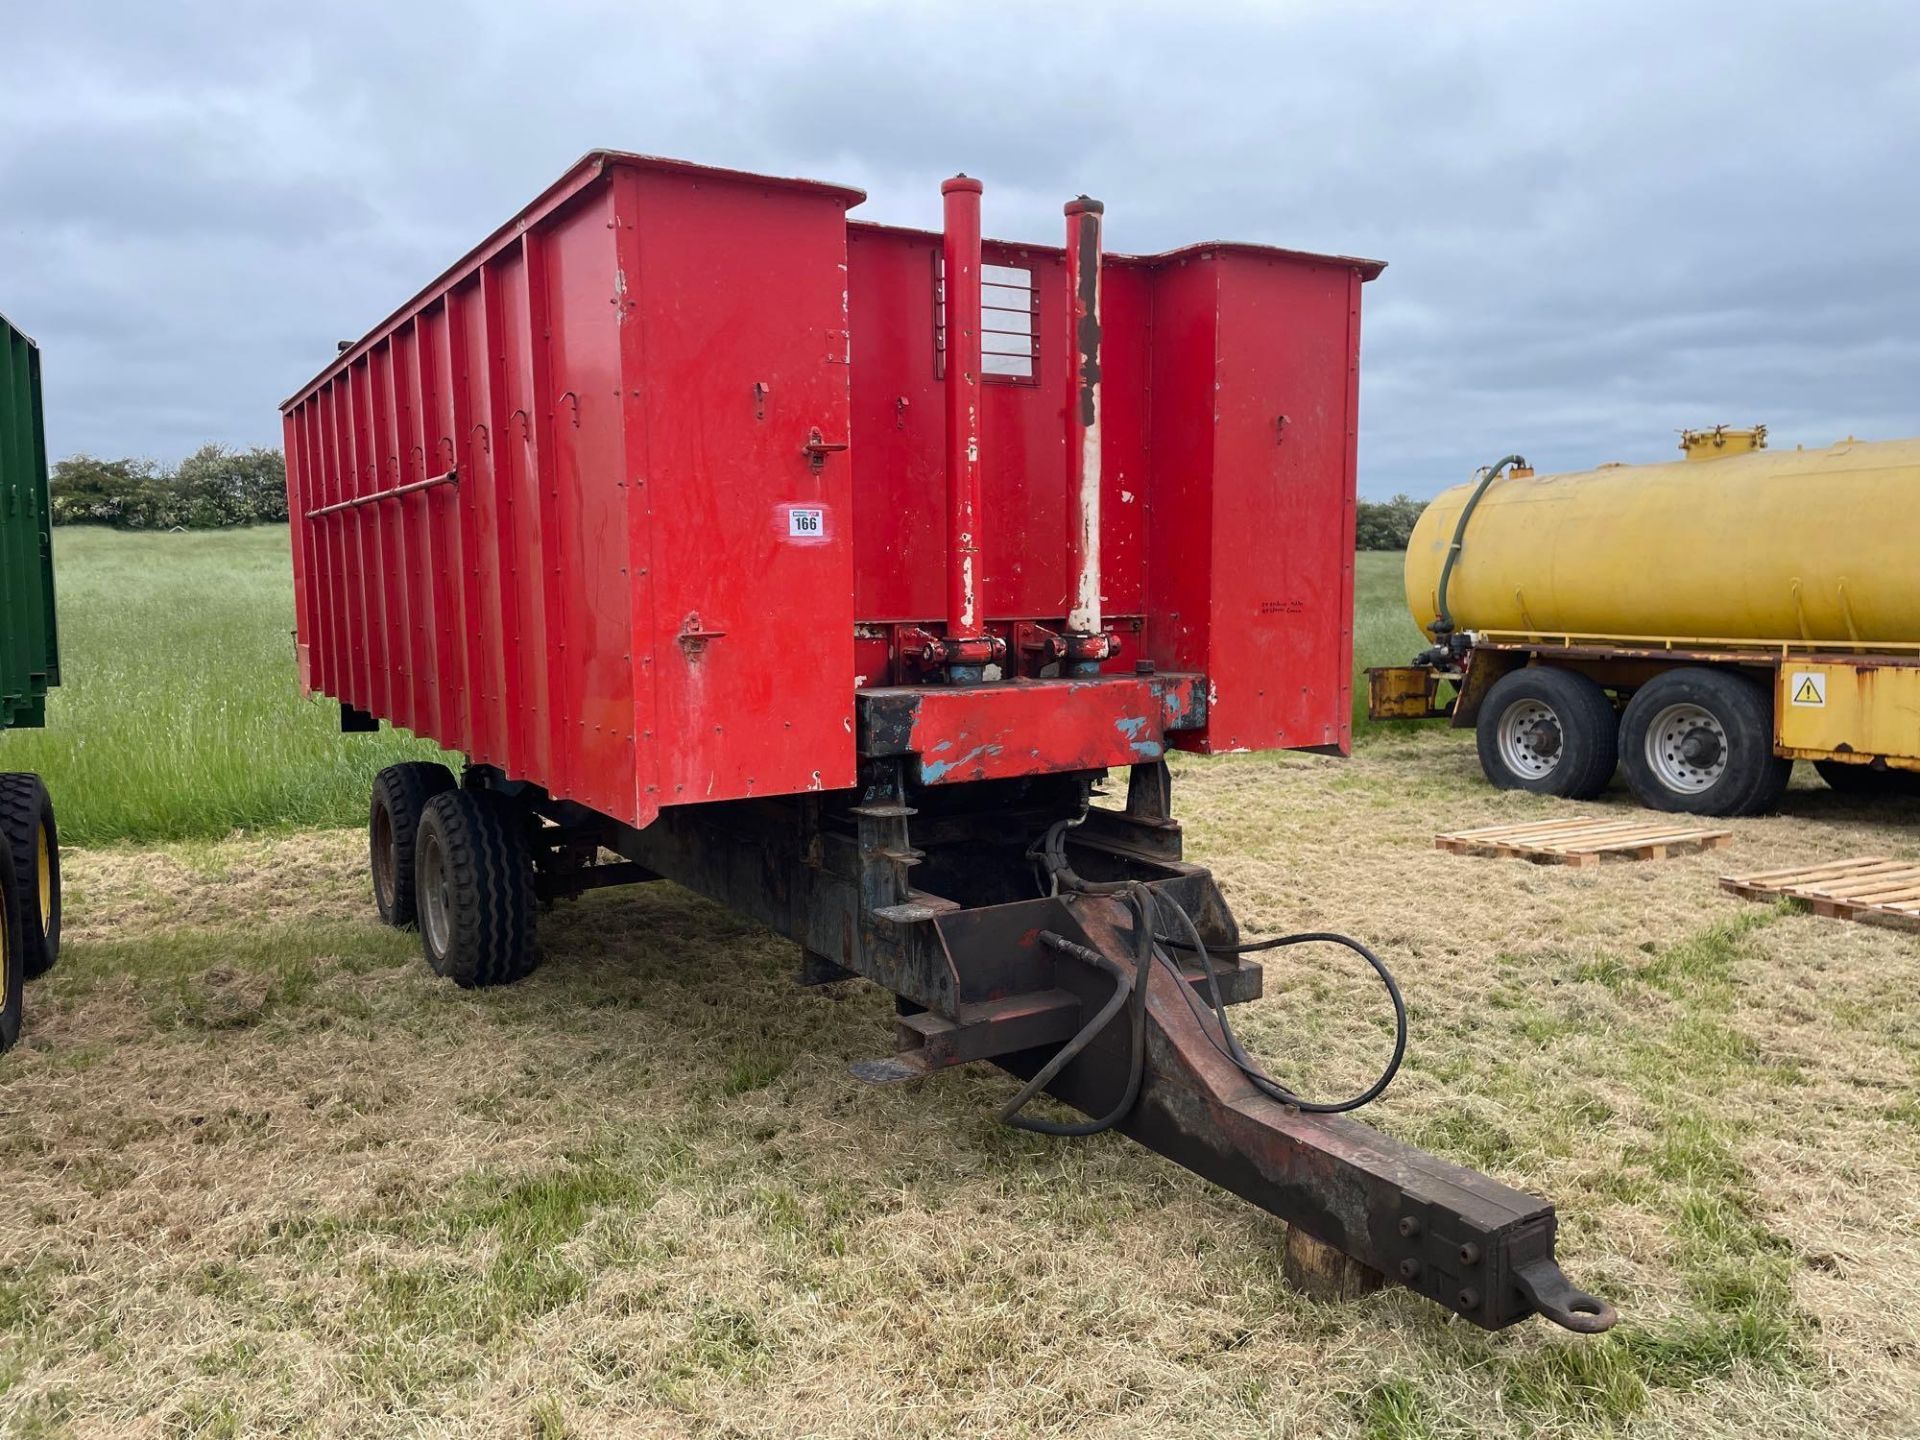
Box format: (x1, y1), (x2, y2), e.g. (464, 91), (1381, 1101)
(1789, 671), (1827, 707)
(788, 507), (826, 539)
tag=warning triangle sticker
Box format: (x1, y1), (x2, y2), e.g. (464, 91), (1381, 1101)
(1793, 676), (1822, 705)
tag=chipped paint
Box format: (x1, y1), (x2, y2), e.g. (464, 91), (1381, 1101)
(920, 741), (1005, 783)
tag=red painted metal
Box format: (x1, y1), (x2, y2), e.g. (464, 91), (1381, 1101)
(940, 176), (987, 661)
(863, 673), (1204, 787)
(284, 152), (1382, 828)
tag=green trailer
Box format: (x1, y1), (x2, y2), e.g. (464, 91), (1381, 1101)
(0, 310), (63, 1054)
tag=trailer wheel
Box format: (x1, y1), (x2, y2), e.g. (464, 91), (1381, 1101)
(0, 775), (59, 979)
(413, 789), (538, 988)
(1475, 668), (1618, 799)
(369, 762), (457, 927)
(1814, 760), (1920, 799)
(0, 829), (22, 1055)
(1620, 668), (1790, 816)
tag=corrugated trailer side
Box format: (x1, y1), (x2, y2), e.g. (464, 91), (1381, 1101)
(0, 312), (58, 731)
(284, 154), (865, 829)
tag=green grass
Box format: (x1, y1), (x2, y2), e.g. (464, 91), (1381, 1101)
(1353, 549), (1435, 740)
(3, 530), (1430, 847)
(1, 527), (443, 845)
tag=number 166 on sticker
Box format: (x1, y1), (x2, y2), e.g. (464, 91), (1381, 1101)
(785, 505), (828, 541)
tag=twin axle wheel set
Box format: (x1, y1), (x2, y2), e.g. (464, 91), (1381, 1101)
(1476, 663), (1900, 814)
(369, 762), (537, 988)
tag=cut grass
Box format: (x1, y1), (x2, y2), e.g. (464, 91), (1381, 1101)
(3, 526), (444, 845)
(7, 746), (1920, 1436)
(5, 534), (1920, 1434)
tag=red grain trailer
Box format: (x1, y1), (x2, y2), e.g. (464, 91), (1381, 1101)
(283, 152), (1611, 1333)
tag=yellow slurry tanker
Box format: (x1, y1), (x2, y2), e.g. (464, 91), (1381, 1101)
(1370, 427), (1920, 816)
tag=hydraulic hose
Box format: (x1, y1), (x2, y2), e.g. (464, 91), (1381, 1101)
(999, 890), (1154, 1136)
(1156, 899), (1407, 1114)
(1011, 813), (1408, 1130)
(1430, 452), (1528, 645)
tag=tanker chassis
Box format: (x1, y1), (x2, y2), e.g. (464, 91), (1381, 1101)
(1370, 428), (1920, 816)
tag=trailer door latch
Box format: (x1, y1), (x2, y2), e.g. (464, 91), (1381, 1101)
(677, 613), (728, 658)
(803, 427), (849, 471)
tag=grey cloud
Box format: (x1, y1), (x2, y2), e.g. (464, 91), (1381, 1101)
(1, 0), (1915, 492)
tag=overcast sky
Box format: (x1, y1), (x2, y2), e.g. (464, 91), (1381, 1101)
(3, 1), (1915, 497)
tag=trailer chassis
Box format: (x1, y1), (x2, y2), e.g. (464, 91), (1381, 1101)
(470, 751), (1615, 1335)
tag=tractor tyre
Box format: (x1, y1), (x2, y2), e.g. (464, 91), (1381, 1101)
(0, 776), (58, 980)
(1620, 668), (1790, 817)
(1474, 667), (1618, 800)
(1815, 760), (1920, 799)
(413, 789), (539, 988)
(369, 762), (457, 928)
(0, 829), (23, 1055)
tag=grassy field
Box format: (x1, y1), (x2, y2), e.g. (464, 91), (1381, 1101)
(1352, 545), (1431, 740)
(3, 530), (1918, 1437)
(0, 528), (442, 846)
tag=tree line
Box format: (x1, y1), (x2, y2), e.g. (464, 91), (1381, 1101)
(49, 445), (288, 528)
(50, 443), (1432, 548)
(1354, 494), (1428, 550)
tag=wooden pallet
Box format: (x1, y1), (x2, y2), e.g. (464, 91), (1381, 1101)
(1719, 857), (1920, 931)
(1435, 815), (1734, 868)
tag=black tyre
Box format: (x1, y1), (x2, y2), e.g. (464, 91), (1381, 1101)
(369, 762), (457, 927)
(1475, 667), (1619, 799)
(0, 775), (59, 979)
(0, 829), (22, 1055)
(1619, 668), (1790, 817)
(413, 789), (538, 988)
(1815, 760), (1920, 799)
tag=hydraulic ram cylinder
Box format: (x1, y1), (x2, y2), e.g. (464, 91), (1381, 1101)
(942, 175), (987, 678)
(1064, 196), (1105, 674)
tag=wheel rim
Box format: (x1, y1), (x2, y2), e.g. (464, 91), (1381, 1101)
(419, 828), (452, 955)
(372, 808), (396, 911)
(1497, 698), (1564, 780)
(1645, 702), (1728, 793)
(36, 823), (51, 923)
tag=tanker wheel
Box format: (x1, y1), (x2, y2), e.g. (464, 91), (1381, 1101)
(369, 761), (457, 928)
(0, 775), (59, 979)
(1619, 668), (1790, 817)
(413, 789), (538, 988)
(1475, 668), (1618, 799)
(1815, 760), (1920, 800)
(0, 828), (23, 1055)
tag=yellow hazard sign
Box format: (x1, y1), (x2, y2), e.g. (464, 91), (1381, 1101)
(1789, 671), (1827, 707)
